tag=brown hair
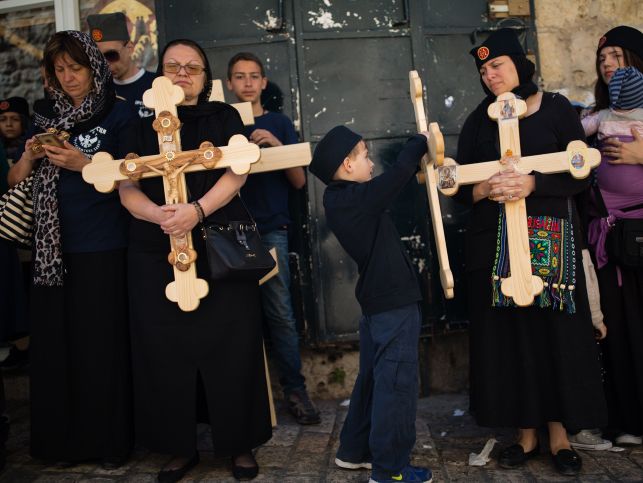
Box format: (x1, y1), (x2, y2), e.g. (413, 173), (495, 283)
(593, 47), (643, 112)
(43, 32), (92, 92)
(227, 52), (265, 79)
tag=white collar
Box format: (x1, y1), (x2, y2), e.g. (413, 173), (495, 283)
(114, 68), (146, 86)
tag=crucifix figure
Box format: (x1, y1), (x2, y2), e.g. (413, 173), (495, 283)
(83, 76), (261, 311)
(410, 71), (600, 306)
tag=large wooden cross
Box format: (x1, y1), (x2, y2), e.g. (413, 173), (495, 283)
(410, 71), (600, 306)
(83, 76), (264, 312)
(83, 77), (312, 313)
(409, 70), (454, 299)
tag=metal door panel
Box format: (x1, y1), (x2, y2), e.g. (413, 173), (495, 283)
(299, 37), (416, 140)
(423, 0), (490, 28)
(159, 1), (286, 42)
(422, 34), (487, 136)
(301, 0), (407, 32)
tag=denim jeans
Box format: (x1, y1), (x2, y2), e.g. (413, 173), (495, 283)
(260, 229), (306, 395)
(336, 303), (421, 479)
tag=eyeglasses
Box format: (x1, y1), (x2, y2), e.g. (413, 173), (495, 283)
(103, 44), (126, 63)
(163, 63), (206, 76)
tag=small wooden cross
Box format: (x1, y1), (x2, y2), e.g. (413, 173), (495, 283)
(429, 91), (600, 306)
(409, 70), (454, 299)
(208, 80), (313, 173)
(83, 76), (261, 312)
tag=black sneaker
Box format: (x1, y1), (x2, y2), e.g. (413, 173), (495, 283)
(286, 389), (321, 425)
(0, 346), (28, 371)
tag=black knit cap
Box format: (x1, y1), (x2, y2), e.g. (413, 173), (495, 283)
(597, 25), (643, 61)
(0, 97), (29, 117)
(470, 28), (525, 69)
(310, 126), (362, 185)
(87, 12), (130, 42)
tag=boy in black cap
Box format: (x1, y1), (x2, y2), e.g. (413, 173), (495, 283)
(0, 97), (30, 165)
(309, 126), (432, 483)
(87, 12), (154, 118)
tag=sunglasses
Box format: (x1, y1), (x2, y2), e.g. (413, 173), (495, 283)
(102, 43), (128, 63)
(163, 63), (206, 76)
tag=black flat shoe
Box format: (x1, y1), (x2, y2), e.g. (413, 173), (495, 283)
(157, 452), (199, 483)
(552, 448), (582, 476)
(231, 452), (259, 480)
(498, 443), (539, 468)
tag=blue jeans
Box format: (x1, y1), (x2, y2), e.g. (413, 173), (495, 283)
(260, 229), (306, 395)
(336, 303), (421, 479)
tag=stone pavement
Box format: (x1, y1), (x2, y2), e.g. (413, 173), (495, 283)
(1, 385), (642, 482)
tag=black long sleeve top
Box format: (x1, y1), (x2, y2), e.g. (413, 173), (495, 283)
(323, 134), (428, 315)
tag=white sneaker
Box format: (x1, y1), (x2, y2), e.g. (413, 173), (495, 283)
(615, 433), (642, 445)
(568, 429), (613, 451)
(335, 457), (372, 470)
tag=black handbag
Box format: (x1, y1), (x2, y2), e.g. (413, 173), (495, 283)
(606, 218), (643, 268)
(201, 207), (276, 282)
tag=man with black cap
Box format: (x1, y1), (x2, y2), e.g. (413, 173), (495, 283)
(87, 12), (154, 118)
(309, 126), (432, 483)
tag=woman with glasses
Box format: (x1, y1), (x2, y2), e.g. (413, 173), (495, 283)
(119, 39), (271, 482)
(7, 30), (136, 468)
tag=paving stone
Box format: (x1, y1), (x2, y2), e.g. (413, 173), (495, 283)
(2, 390), (643, 481)
(296, 432), (331, 453)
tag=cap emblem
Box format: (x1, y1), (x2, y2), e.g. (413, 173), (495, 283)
(91, 28), (103, 42)
(0, 101), (9, 111)
(477, 46), (490, 61)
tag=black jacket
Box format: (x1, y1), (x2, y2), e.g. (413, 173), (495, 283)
(323, 135), (427, 315)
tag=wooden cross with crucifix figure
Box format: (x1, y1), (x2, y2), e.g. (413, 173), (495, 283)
(83, 76), (312, 313)
(410, 71), (601, 306)
(82, 76), (262, 312)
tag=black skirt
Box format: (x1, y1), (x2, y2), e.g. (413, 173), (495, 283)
(29, 249), (132, 462)
(467, 266), (607, 429)
(598, 262), (643, 436)
(128, 232), (272, 457)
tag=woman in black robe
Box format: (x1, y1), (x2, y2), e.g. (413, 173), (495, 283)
(455, 29), (607, 476)
(119, 39), (271, 482)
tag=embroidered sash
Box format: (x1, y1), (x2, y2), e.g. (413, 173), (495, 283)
(491, 205), (577, 313)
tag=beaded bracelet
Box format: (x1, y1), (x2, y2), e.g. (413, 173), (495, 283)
(191, 200), (205, 223)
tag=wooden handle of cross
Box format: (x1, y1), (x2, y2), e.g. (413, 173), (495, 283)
(409, 70), (454, 299)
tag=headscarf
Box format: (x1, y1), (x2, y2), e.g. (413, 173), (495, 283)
(31, 30), (114, 287)
(469, 28), (539, 101)
(156, 39), (213, 105)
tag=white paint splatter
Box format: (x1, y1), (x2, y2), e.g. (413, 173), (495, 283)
(314, 107), (327, 118)
(444, 95), (454, 108)
(252, 9), (280, 30)
(323, 0), (332, 6)
(308, 8), (345, 29)
(310, 97), (314, 103)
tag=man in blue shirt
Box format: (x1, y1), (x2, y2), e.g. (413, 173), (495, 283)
(88, 12), (154, 118)
(227, 52), (319, 425)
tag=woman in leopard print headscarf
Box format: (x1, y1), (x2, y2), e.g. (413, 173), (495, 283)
(8, 30), (136, 466)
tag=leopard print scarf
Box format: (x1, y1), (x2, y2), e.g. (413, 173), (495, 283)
(32, 30), (114, 286)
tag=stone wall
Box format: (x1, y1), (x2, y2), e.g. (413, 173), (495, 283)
(534, 0), (643, 106)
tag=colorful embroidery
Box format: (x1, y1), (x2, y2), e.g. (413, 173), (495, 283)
(491, 206), (577, 313)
